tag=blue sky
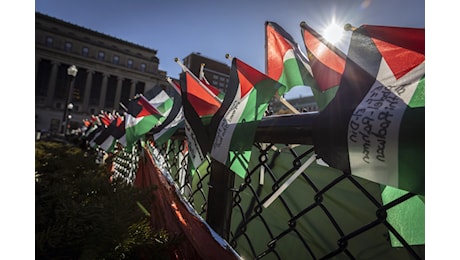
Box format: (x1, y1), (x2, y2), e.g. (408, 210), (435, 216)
(35, 0), (425, 99)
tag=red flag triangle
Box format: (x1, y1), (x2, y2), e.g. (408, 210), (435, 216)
(363, 25), (425, 79)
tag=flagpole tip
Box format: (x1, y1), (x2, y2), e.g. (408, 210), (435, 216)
(344, 23), (356, 31)
(225, 53), (230, 59)
(174, 57), (179, 62)
(300, 21), (306, 27)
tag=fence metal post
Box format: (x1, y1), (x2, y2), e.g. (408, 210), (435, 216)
(206, 159), (235, 240)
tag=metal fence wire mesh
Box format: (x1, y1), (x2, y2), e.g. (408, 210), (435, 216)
(113, 114), (424, 260)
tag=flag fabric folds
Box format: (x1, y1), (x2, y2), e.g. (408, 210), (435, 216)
(153, 107), (184, 147)
(210, 57), (281, 178)
(148, 90), (174, 122)
(179, 63), (222, 169)
(300, 21), (347, 110)
(125, 94), (164, 152)
(87, 124), (105, 148)
(180, 63), (222, 118)
(134, 146), (241, 259)
(93, 115), (126, 153)
(265, 21), (315, 96)
(151, 87), (185, 147)
(83, 116), (100, 140)
(312, 24), (425, 195)
(99, 111), (113, 126)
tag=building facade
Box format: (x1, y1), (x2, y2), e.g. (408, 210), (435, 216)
(35, 12), (172, 133)
(36, 12), (317, 134)
(181, 52), (230, 93)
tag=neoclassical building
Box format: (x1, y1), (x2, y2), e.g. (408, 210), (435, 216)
(35, 12), (173, 133)
(35, 11), (317, 134)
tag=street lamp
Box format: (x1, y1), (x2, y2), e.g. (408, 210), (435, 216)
(61, 65), (78, 135)
(65, 103), (74, 136)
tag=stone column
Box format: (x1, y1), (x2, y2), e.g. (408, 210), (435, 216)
(46, 61), (59, 107)
(35, 56), (41, 81)
(98, 72), (109, 110)
(82, 69), (94, 113)
(114, 77), (123, 111)
(129, 79), (137, 99)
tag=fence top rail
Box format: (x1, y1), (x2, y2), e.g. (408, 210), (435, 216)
(256, 112), (318, 144)
(158, 112), (319, 145)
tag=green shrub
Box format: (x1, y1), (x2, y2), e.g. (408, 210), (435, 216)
(35, 141), (179, 259)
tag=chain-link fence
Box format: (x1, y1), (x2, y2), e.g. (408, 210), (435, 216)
(113, 113), (424, 260)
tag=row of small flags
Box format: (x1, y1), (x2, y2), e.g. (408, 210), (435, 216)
(78, 20), (424, 198)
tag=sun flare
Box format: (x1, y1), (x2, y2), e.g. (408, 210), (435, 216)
(323, 22), (344, 44)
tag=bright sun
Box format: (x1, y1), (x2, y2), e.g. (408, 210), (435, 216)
(323, 22), (344, 44)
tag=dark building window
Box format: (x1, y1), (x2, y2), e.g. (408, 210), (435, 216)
(120, 79), (132, 106)
(82, 47), (89, 57)
(46, 36), (53, 47)
(113, 55), (120, 65)
(89, 72), (103, 105)
(135, 82), (145, 96)
(105, 75), (117, 109)
(98, 51), (105, 61)
(127, 59), (133, 68)
(36, 59), (52, 97)
(53, 64), (70, 100)
(72, 69), (87, 103)
(64, 42), (72, 52)
(140, 63), (146, 72)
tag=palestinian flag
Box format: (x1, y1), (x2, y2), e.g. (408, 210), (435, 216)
(98, 115), (126, 153)
(92, 115), (125, 153)
(176, 59), (222, 169)
(125, 94), (164, 152)
(153, 107), (184, 146)
(265, 21), (315, 96)
(179, 62), (222, 118)
(209, 57), (281, 178)
(83, 118), (99, 139)
(99, 111), (113, 126)
(300, 21), (347, 110)
(152, 90), (185, 146)
(149, 90), (174, 122)
(87, 124), (105, 148)
(313, 25), (425, 195)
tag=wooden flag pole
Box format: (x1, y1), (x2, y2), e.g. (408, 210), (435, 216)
(262, 154), (317, 208)
(344, 23), (357, 31)
(166, 76), (182, 95)
(119, 102), (128, 112)
(199, 63), (210, 85)
(278, 95), (300, 114)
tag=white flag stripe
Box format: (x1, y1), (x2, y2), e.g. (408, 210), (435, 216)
(211, 84), (250, 164)
(153, 107), (184, 141)
(347, 59), (424, 187)
(149, 90), (172, 118)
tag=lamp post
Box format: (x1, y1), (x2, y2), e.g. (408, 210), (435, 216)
(65, 103), (74, 136)
(61, 65), (78, 135)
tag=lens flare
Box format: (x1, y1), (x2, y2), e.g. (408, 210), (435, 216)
(323, 22), (344, 44)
